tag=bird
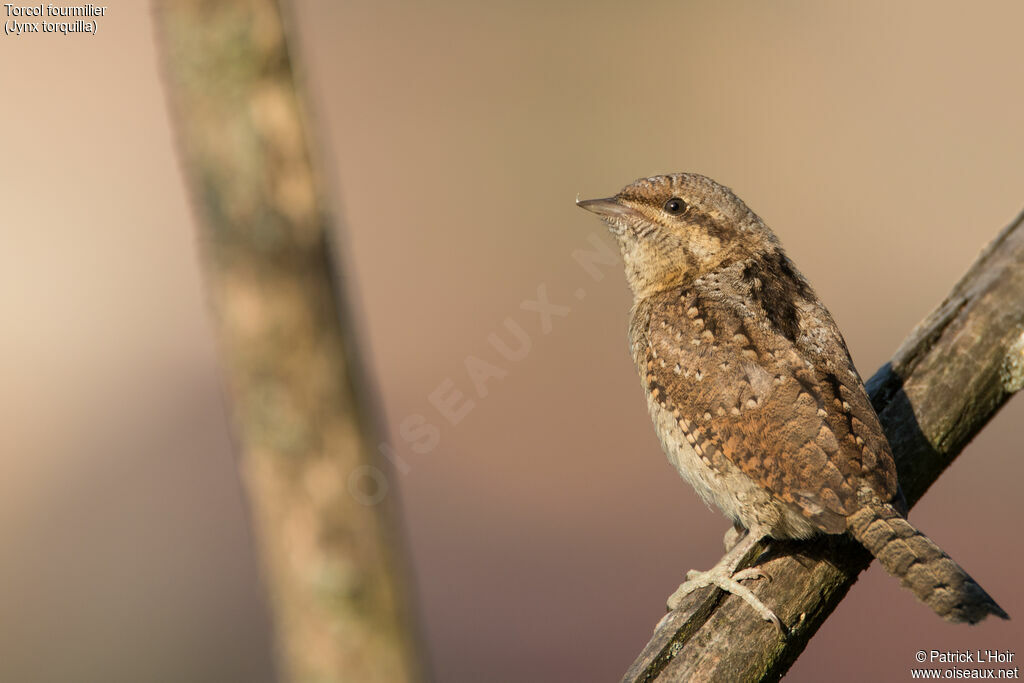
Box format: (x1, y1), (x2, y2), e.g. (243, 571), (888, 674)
(577, 173), (1008, 631)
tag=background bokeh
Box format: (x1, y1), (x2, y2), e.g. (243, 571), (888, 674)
(2, 1), (1022, 681)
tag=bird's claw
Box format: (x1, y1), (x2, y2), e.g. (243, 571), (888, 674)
(669, 565), (783, 633)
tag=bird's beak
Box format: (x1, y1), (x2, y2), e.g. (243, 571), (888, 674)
(575, 196), (636, 219)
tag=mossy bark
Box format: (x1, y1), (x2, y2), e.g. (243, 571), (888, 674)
(155, 2), (424, 681)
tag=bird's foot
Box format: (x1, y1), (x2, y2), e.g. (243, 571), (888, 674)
(667, 565), (783, 632)
(723, 524), (743, 552)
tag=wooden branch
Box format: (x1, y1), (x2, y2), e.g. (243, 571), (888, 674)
(624, 210), (1024, 682)
(154, 2), (424, 681)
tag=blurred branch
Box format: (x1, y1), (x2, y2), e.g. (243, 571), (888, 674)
(624, 211), (1024, 682)
(155, 1), (424, 681)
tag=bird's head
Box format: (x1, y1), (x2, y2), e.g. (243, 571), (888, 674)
(577, 173), (776, 299)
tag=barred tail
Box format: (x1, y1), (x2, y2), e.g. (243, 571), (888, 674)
(848, 501), (1008, 624)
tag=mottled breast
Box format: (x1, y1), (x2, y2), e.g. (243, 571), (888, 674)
(628, 258), (902, 536)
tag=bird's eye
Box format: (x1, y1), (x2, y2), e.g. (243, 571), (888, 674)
(663, 197), (687, 215)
